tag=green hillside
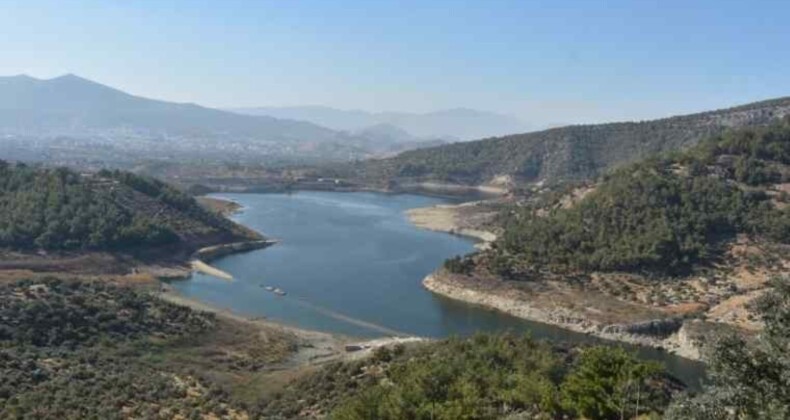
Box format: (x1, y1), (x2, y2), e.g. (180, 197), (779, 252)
(322, 97), (790, 187)
(263, 334), (676, 419)
(0, 162), (254, 251)
(472, 121), (790, 279)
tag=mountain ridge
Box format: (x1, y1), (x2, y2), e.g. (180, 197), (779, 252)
(229, 105), (529, 140)
(0, 74), (344, 141)
(0, 74), (449, 163)
(320, 95), (790, 188)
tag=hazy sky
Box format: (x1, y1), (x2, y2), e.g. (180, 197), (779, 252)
(2, 0), (789, 126)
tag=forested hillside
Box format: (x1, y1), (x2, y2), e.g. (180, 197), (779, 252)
(0, 162), (254, 251)
(470, 121), (790, 279)
(322, 97), (790, 187)
(263, 334), (677, 419)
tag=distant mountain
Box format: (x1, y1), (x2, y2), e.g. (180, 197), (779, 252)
(354, 123), (416, 143)
(0, 74), (436, 165)
(345, 123), (446, 155)
(319, 96), (790, 188)
(0, 74), (348, 142)
(229, 106), (529, 141)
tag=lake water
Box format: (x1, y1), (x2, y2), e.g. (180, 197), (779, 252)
(170, 191), (706, 388)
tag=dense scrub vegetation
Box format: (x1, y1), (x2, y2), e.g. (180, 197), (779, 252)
(480, 121), (790, 278)
(0, 278), (213, 348)
(0, 278), (251, 418)
(0, 162), (244, 251)
(666, 276), (790, 419)
(3, 275), (788, 419)
(263, 335), (677, 419)
(318, 97), (790, 186)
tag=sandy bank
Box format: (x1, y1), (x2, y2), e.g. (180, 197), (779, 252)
(188, 239), (277, 281)
(194, 239), (277, 262)
(405, 202), (497, 248)
(398, 182), (508, 196)
(190, 259), (233, 280)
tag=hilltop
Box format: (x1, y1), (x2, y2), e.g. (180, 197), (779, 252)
(0, 162), (259, 274)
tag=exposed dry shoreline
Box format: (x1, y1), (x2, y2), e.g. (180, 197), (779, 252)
(404, 200), (706, 360)
(405, 201), (498, 249)
(158, 287), (426, 365)
(422, 272), (702, 360)
(196, 179), (509, 202)
(187, 196), (278, 280)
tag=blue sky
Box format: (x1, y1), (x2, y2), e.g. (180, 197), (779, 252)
(2, 0), (789, 126)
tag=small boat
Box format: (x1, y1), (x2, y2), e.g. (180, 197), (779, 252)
(273, 288), (286, 296)
(264, 286), (274, 292)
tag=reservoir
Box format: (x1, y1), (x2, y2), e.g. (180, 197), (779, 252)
(170, 191), (706, 388)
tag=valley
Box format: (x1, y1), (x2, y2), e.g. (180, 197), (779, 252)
(6, 3), (790, 417)
(1, 130), (786, 417)
(0, 180), (709, 417)
(4, 101), (787, 413)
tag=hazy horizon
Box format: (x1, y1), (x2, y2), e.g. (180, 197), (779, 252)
(3, 1), (790, 127)
(1, 73), (530, 122)
(7, 72), (789, 132)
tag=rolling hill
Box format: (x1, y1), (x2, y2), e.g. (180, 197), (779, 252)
(325, 97), (790, 188)
(0, 162), (257, 253)
(484, 121), (790, 278)
(422, 121), (790, 369)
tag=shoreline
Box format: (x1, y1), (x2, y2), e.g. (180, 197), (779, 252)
(188, 240), (277, 280)
(124, 239), (279, 282)
(157, 286), (427, 364)
(422, 272), (702, 360)
(190, 196), (278, 280)
(405, 201), (498, 249)
(402, 199), (703, 360)
(190, 259), (233, 280)
(199, 181), (507, 202)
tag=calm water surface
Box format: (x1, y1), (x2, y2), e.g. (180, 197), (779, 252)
(170, 191), (706, 388)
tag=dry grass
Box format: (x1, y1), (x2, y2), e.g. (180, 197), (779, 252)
(197, 196), (242, 216)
